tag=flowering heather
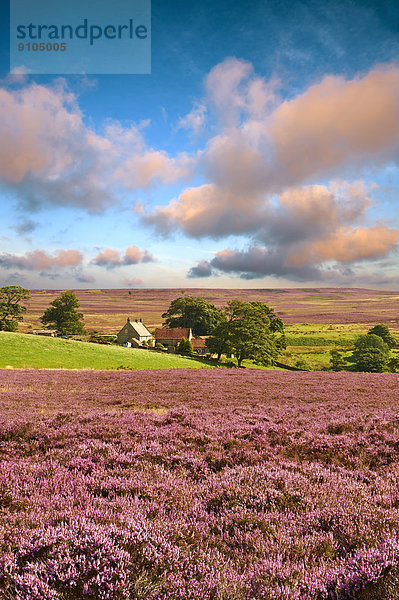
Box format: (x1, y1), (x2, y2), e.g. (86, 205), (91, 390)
(20, 287), (399, 332)
(0, 369), (398, 599)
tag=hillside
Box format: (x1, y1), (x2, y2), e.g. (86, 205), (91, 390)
(0, 332), (213, 370)
(18, 287), (399, 334)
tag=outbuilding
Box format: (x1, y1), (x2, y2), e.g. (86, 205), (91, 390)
(154, 327), (192, 353)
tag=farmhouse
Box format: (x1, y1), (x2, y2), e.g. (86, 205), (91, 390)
(155, 327), (192, 352)
(117, 318), (153, 346)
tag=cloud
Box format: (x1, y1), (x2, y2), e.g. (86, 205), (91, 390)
(75, 273), (96, 284)
(0, 82), (191, 212)
(205, 57), (279, 126)
(187, 259), (214, 278)
(184, 181), (399, 281)
(189, 247), (322, 281)
(92, 245), (155, 269)
(12, 219), (37, 234)
(289, 226), (399, 266)
(114, 150), (194, 189)
(144, 63), (399, 240)
(268, 64), (399, 185)
(122, 278), (143, 287)
(177, 103), (207, 135)
(188, 219), (399, 282)
(0, 249), (83, 270)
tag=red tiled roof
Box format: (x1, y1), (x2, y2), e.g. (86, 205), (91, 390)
(155, 328), (191, 340)
(191, 338), (207, 348)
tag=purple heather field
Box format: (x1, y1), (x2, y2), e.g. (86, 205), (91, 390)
(0, 369), (399, 599)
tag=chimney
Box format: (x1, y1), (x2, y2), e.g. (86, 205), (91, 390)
(127, 317), (130, 322)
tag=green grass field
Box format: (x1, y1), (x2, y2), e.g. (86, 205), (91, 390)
(2, 323), (397, 372)
(282, 323), (398, 370)
(0, 332), (214, 370)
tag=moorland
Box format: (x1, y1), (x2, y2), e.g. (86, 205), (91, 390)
(1, 287), (399, 600)
(0, 368), (398, 600)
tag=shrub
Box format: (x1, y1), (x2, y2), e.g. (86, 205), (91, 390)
(177, 337), (193, 354)
(353, 334), (390, 372)
(367, 324), (397, 349)
(330, 349), (346, 372)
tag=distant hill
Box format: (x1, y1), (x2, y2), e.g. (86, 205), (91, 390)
(18, 288), (399, 334)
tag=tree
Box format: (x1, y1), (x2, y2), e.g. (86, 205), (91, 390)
(352, 334), (390, 373)
(367, 324), (396, 349)
(177, 337), (193, 354)
(40, 292), (85, 335)
(329, 349), (346, 372)
(206, 320), (233, 361)
(209, 300), (285, 367)
(354, 348), (389, 373)
(354, 333), (389, 353)
(0, 286), (30, 331)
(162, 296), (225, 336)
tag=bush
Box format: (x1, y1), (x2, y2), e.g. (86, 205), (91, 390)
(177, 337), (193, 354)
(367, 324), (397, 349)
(155, 342), (165, 350)
(354, 348), (389, 373)
(352, 334), (390, 372)
(329, 349), (346, 372)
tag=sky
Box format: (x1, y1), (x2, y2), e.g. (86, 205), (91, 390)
(1, 0), (399, 289)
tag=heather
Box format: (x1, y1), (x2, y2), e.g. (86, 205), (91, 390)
(0, 370), (399, 599)
(19, 288), (399, 333)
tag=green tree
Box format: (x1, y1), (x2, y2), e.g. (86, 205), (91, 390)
(40, 292), (85, 336)
(162, 296), (225, 336)
(0, 286), (30, 331)
(354, 333), (389, 353)
(329, 349), (346, 372)
(367, 324), (396, 349)
(387, 357), (399, 373)
(352, 334), (390, 373)
(206, 320), (233, 361)
(177, 337), (193, 354)
(210, 300), (285, 367)
(354, 348), (389, 373)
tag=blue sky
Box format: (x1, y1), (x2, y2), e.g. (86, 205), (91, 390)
(1, 0), (399, 289)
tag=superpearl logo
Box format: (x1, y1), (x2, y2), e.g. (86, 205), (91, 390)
(10, 0), (151, 74)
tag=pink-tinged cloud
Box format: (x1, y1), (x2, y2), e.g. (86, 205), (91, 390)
(269, 65), (399, 184)
(205, 58), (278, 126)
(0, 83), (191, 212)
(0, 249), (83, 270)
(289, 226), (399, 266)
(177, 103), (207, 135)
(143, 183), (267, 238)
(145, 63), (399, 241)
(185, 186), (399, 281)
(188, 224), (399, 281)
(92, 245), (155, 269)
(114, 150), (194, 189)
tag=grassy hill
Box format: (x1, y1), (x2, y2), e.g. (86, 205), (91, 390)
(0, 332), (213, 370)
